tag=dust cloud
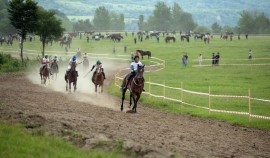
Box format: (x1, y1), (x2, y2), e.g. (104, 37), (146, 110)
(27, 59), (129, 111)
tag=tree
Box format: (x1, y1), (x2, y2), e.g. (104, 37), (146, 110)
(150, 2), (171, 31)
(35, 9), (65, 57)
(73, 19), (93, 31)
(110, 12), (125, 31)
(211, 22), (222, 33)
(8, 0), (38, 63)
(137, 15), (145, 31)
(194, 25), (211, 33)
(93, 6), (110, 31)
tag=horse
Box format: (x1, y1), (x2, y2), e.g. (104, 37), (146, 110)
(92, 67), (105, 93)
(50, 61), (59, 80)
(40, 63), (50, 85)
(120, 65), (144, 113)
(65, 62), (77, 92)
(165, 36), (176, 43)
(136, 50), (151, 60)
(194, 34), (204, 40)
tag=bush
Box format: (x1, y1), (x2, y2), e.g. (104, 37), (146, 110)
(0, 53), (25, 73)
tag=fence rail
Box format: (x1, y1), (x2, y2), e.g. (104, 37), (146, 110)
(114, 57), (270, 121)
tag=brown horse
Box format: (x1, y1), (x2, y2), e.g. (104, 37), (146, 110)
(40, 63), (50, 85)
(65, 62), (77, 92)
(121, 65), (144, 113)
(92, 67), (104, 93)
(50, 61), (59, 80)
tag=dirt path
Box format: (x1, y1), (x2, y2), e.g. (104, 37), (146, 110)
(0, 64), (270, 157)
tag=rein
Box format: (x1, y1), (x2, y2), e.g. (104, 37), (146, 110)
(132, 77), (144, 87)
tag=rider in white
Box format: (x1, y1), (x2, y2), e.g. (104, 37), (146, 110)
(123, 55), (144, 91)
(53, 55), (59, 62)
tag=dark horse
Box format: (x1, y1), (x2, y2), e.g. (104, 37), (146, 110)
(65, 62), (77, 92)
(92, 67), (105, 93)
(165, 36), (176, 43)
(40, 63), (50, 85)
(50, 61), (59, 80)
(121, 65), (144, 113)
(136, 50), (151, 60)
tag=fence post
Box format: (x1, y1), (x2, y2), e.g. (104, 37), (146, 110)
(209, 86), (211, 114)
(163, 80), (165, 100)
(148, 77), (151, 98)
(181, 82), (183, 109)
(249, 88), (251, 121)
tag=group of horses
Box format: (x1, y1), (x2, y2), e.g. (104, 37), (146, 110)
(39, 58), (105, 94)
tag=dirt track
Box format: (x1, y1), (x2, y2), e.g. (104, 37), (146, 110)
(0, 64), (270, 158)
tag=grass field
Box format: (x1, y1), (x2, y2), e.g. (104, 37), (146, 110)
(0, 33), (270, 130)
(0, 123), (122, 158)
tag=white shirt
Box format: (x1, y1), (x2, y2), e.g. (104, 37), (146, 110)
(130, 61), (143, 71)
(41, 57), (49, 64)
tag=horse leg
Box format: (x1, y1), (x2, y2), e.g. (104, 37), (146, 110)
(134, 95), (141, 113)
(120, 89), (127, 111)
(74, 82), (76, 92)
(66, 81), (68, 91)
(132, 95), (136, 112)
(129, 92), (132, 108)
(69, 82), (71, 93)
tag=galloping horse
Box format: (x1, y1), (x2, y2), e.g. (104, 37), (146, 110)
(65, 62), (77, 92)
(92, 67), (105, 93)
(50, 61), (59, 80)
(40, 63), (50, 85)
(121, 65), (144, 113)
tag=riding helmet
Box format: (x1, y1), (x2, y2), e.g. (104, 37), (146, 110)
(45, 54), (48, 57)
(134, 55), (139, 60)
(96, 59), (102, 64)
(72, 55), (76, 61)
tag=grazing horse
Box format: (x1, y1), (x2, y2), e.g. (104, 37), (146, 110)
(50, 61), (59, 80)
(65, 62), (77, 92)
(40, 63), (50, 85)
(136, 50), (151, 60)
(92, 67), (105, 93)
(165, 36), (176, 43)
(121, 65), (144, 113)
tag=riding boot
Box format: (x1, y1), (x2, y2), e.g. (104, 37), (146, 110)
(92, 71), (96, 82)
(76, 71), (79, 77)
(124, 80), (129, 89)
(142, 78), (145, 91)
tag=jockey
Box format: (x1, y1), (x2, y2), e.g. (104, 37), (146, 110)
(53, 55), (58, 62)
(91, 59), (106, 80)
(66, 55), (79, 77)
(123, 55), (145, 91)
(40, 54), (51, 73)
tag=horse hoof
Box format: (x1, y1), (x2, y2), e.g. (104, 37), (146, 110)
(126, 110), (135, 113)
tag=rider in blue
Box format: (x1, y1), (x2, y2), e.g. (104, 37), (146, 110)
(123, 55), (145, 91)
(65, 55), (79, 77)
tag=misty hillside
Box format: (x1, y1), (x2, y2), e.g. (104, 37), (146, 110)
(35, 0), (270, 27)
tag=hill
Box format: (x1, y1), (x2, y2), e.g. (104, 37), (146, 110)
(35, 0), (270, 27)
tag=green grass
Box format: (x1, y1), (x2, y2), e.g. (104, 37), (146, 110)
(0, 123), (122, 158)
(0, 33), (270, 130)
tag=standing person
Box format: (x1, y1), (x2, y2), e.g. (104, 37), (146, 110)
(86, 36), (90, 43)
(212, 53), (216, 65)
(122, 55), (144, 91)
(184, 53), (188, 65)
(131, 52), (134, 62)
(157, 36), (159, 43)
(134, 37), (137, 44)
(198, 54), (202, 65)
(113, 45), (116, 54)
(248, 49), (252, 59)
(215, 52), (220, 65)
(124, 45), (127, 53)
(182, 55), (187, 67)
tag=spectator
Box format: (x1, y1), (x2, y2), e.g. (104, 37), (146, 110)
(113, 45), (116, 54)
(198, 54), (202, 65)
(124, 45), (127, 53)
(182, 55), (187, 67)
(134, 37), (137, 44)
(215, 52), (220, 65)
(212, 53), (216, 65)
(248, 49), (252, 59)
